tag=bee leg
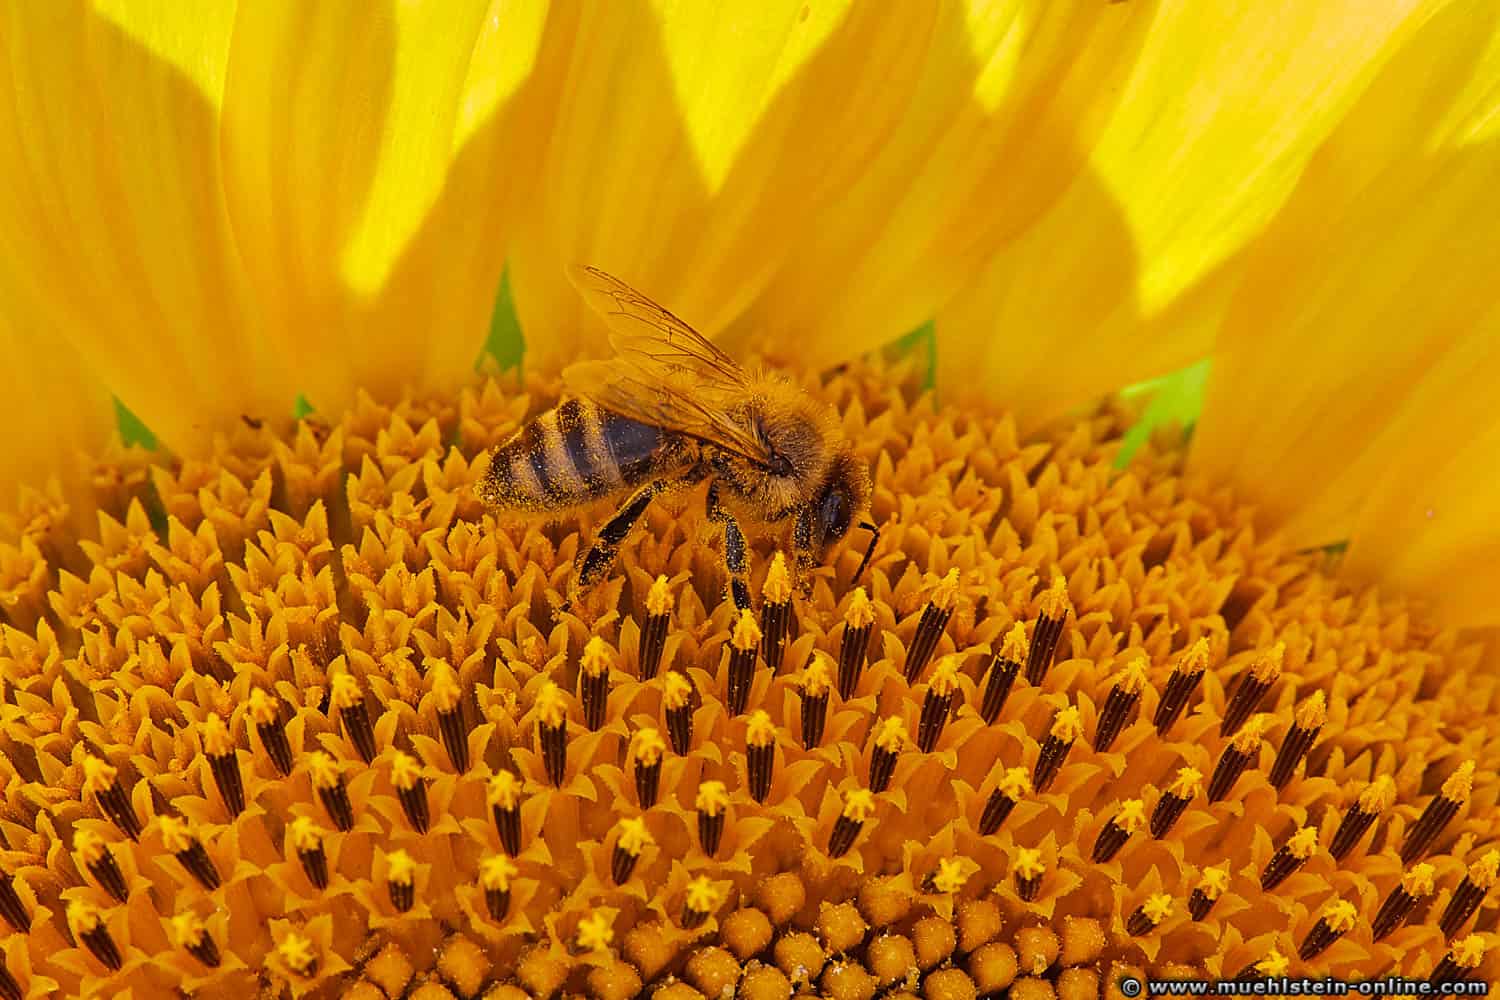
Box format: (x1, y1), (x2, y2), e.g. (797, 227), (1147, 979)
(792, 506), (816, 596)
(706, 481), (752, 614)
(568, 481), (664, 608)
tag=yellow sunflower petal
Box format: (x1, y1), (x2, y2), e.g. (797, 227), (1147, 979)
(508, 1), (980, 372)
(0, 315), (116, 509)
(219, 0), (551, 411)
(1342, 329), (1500, 626)
(736, 0), (1154, 370)
(1191, 0), (1500, 552)
(0, 0), (296, 453)
(932, 0), (1436, 427)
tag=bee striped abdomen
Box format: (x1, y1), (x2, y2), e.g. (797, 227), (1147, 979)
(483, 399), (667, 513)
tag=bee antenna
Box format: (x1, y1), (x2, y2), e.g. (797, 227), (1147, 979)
(853, 521), (880, 584)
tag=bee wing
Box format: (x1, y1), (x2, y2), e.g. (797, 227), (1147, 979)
(564, 265), (774, 468)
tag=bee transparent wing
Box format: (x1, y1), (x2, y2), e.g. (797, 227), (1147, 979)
(568, 264), (750, 394)
(565, 266), (774, 469)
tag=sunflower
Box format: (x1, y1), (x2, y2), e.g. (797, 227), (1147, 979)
(2, 2), (1498, 999)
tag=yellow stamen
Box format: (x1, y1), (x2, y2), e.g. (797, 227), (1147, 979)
(616, 817), (653, 855)
(535, 681), (567, 727)
(1114, 800), (1147, 834)
(74, 829), (107, 865)
(1321, 899), (1359, 932)
(1168, 767), (1203, 798)
(390, 752), (423, 791)
(576, 911), (614, 952)
(157, 815), (195, 854)
(1049, 706), (1084, 742)
(67, 900), (103, 935)
(996, 766), (1032, 799)
(1037, 575), (1070, 618)
(330, 671), (362, 710)
(307, 752), (341, 790)
(429, 660), (462, 712)
(1442, 760), (1476, 802)
(1177, 638), (1211, 676)
(1256, 950), (1290, 977)
(288, 817), (322, 852)
(480, 855), (519, 892)
(1115, 657), (1149, 695)
(763, 552), (793, 604)
(1470, 850), (1500, 889)
(696, 781), (729, 816)
(746, 710), (777, 748)
(201, 713), (234, 756)
(1196, 866), (1230, 900)
(928, 655), (960, 696)
(646, 575), (674, 617)
(1359, 775), (1398, 813)
(873, 716), (908, 752)
(170, 911), (206, 949)
(1294, 690), (1327, 729)
(800, 654), (832, 697)
(581, 636), (612, 677)
(1452, 935), (1486, 969)
(277, 932), (316, 973)
(842, 789), (876, 823)
(931, 568), (961, 612)
(1287, 826), (1319, 859)
(1249, 643), (1285, 683)
(1000, 623), (1028, 662)
(685, 876), (721, 913)
(630, 728), (666, 766)
(1402, 863), (1436, 897)
(248, 687), (279, 725)
(844, 587), (875, 629)
(662, 672), (692, 711)
(1013, 848), (1045, 880)
(731, 609), (762, 652)
(385, 849), (416, 886)
(1141, 893), (1173, 924)
(932, 858), (968, 894)
(1230, 715), (1267, 753)
(82, 755), (118, 794)
(487, 772), (523, 810)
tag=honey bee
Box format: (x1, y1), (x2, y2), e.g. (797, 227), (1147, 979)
(479, 265), (877, 611)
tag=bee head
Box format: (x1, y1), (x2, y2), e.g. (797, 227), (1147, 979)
(810, 451), (872, 558)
